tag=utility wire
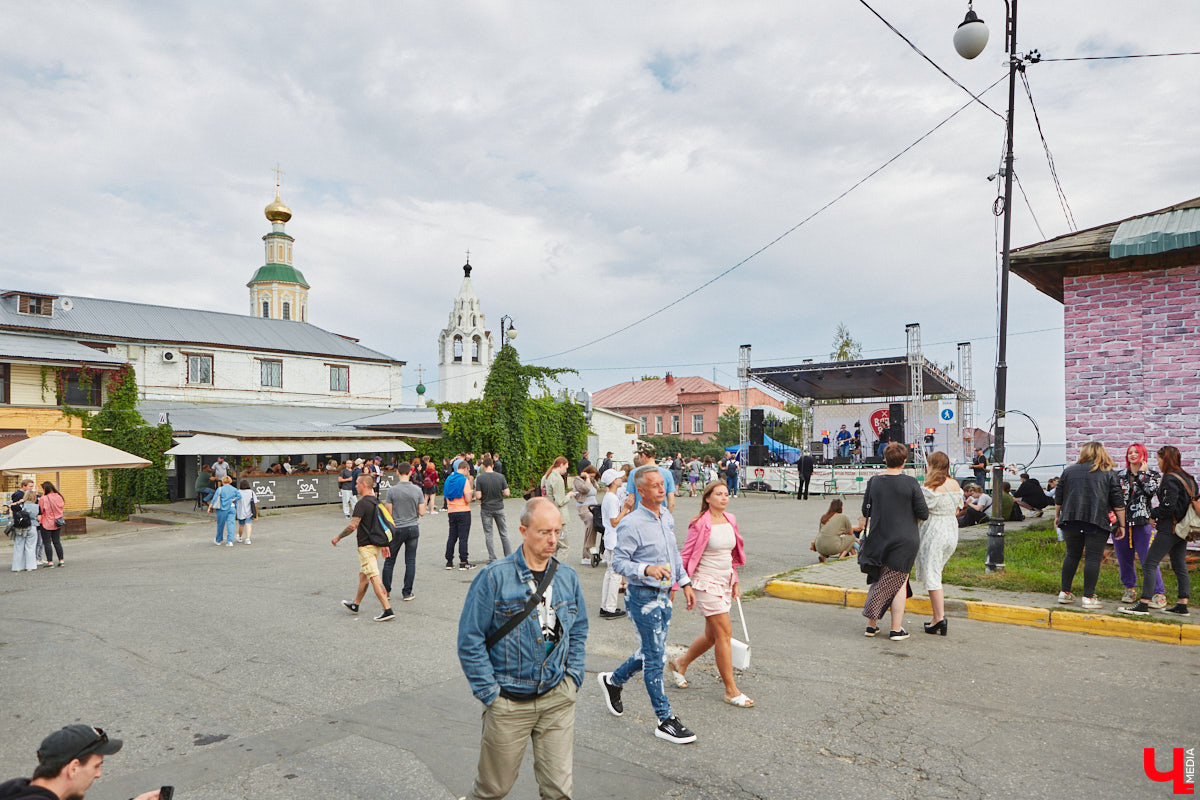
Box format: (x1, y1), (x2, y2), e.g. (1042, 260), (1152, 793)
(1012, 172), (1046, 240)
(856, 0), (1004, 120)
(1040, 51), (1200, 62)
(529, 73), (1009, 365)
(1020, 72), (1076, 231)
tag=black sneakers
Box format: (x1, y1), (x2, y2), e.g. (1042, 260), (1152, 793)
(1117, 602), (1151, 615)
(655, 716), (697, 744)
(445, 561), (455, 570)
(1164, 603), (1190, 615)
(459, 562), (475, 571)
(374, 608), (395, 622)
(864, 626), (879, 637)
(598, 672), (623, 716)
(888, 629), (910, 640)
(342, 601), (359, 614)
(599, 609), (627, 619)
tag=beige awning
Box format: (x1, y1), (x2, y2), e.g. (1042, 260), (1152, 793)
(0, 430), (151, 474)
(165, 434), (414, 457)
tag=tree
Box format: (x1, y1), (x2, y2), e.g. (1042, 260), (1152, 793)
(434, 344), (585, 494)
(713, 407), (743, 448)
(830, 323), (862, 361)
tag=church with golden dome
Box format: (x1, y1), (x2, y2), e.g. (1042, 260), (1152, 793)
(247, 186), (310, 321)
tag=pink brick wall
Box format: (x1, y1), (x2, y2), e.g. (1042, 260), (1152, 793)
(1063, 264), (1200, 469)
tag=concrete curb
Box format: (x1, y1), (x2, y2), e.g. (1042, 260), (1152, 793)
(764, 580), (1197, 645)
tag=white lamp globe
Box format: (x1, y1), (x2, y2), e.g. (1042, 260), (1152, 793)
(954, 10), (989, 59)
(506, 326), (517, 340)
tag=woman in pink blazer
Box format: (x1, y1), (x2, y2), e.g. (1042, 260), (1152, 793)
(668, 480), (753, 707)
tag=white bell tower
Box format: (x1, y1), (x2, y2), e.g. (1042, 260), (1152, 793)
(436, 259), (495, 403)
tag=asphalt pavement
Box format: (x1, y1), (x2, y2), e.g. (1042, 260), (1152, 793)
(1, 494), (1196, 799)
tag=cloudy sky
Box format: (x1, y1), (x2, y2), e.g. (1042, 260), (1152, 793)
(3, 1), (1197, 460)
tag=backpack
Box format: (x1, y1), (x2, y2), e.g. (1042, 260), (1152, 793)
(1171, 474), (1200, 540)
(11, 503), (32, 529)
(360, 496), (394, 547)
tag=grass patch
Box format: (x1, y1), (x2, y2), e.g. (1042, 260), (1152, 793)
(944, 527), (1196, 601)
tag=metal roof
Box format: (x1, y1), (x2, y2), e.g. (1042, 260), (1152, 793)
(1109, 207), (1200, 258)
(139, 401), (442, 440)
(592, 376), (728, 408)
(0, 331), (127, 366)
(750, 357), (967, 401)
(165, 433), (413, 456)
(0, 291), (397, 363)
(248, 264), (310, 287)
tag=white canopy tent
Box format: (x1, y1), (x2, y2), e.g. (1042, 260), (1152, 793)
(0, 430), (151, 496)
(165, 434), (415, 457)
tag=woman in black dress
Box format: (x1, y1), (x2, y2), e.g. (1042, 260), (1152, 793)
(858, 442), (929, 640)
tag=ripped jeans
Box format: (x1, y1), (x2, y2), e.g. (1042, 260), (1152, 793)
(610, 585), (674, 722)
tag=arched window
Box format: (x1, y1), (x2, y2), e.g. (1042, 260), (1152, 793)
(300, 304), (305, 322)
(453, 335), (463, 362)
(472, 314), (477, 327)
(282, 301), (291, 321)
(458, 314), (462, 325)
(471, 336), (481, 363)
(261, 300), (269, 318)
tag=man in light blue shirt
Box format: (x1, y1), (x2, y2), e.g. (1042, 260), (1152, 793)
(624, 443), (676, 513)
(597, 466), (697, 745)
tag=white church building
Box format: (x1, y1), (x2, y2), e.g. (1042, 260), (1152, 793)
(436, 261), (496, 403)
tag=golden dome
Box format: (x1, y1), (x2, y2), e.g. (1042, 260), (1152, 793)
(264, 192), (292, 223)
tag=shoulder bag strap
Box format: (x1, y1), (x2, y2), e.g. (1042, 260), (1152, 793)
(485, 559), (559, 651)
(734, 595), (750, 644)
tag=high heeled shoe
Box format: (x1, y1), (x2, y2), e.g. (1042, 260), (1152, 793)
(923, 619), (948, 636)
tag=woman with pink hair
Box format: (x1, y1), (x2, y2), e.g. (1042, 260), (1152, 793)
(1116, 443), (1165, 607)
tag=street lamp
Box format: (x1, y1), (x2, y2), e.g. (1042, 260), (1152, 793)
(954, 0), (1028, 571)
(499, 314), (517, 345)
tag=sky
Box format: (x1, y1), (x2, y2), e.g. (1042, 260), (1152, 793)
(2, 1), (1197, 464)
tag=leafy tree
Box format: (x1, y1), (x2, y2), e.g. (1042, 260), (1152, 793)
(434, 345), (586, 494)
(641, 435), (726, 462)
(85, 365), (173, 515)
(713, 407), (743, 448)
(830, 323), (862, 361)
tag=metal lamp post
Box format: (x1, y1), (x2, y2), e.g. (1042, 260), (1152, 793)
(499, 315), (517, 346)
(954, 0), (1024, 571)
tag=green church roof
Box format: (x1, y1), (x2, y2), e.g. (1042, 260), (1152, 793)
(248, 264), (310, 288)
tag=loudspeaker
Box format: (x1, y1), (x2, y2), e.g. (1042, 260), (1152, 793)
(889, 403), (905, 444)
(748, 444), (768, 466)
(749, 408), (765, 446)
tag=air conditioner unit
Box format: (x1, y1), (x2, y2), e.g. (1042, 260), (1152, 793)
(162, 351), (177, 362)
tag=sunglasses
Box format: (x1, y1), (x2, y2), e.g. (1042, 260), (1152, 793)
(70, 727), (108, 762)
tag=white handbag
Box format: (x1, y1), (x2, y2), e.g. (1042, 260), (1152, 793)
(730, 595), (751, 670)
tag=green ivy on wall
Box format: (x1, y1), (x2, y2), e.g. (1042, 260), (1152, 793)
(433, 345), (587, 494)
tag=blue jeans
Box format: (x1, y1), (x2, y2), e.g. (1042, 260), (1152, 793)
(726, 475), (738, 496)
(214, 510), (236, 543)
(382, 526), (419, 596)
(611, 585), (673, 722)
(200, 487), (215, 504)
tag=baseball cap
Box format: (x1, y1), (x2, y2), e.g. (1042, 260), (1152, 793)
(600, 468), (621, 486)
(38, 725), (123, 766)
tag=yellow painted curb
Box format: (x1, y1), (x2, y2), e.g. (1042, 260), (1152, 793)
(765, 581), (846, 606)
(905, 596), (933, 616)
(845, 588), (868, 608)
(966, 601), (1050, 628)
(1050, 611), (1181, 644)
(1180, 624), (1200, 645)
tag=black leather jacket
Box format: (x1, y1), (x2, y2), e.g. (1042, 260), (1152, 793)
(1054, 463), (1123, 531)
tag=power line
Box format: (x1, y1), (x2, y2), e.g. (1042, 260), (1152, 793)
(856, 0), (1004, 120)
(1012, 172), (1046, 240)
(1020, 72), (1076, 231)
(528, 72), (1009, 365)
(1040, 51), (1200, 62)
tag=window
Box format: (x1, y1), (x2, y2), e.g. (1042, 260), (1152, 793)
(282, 301), (291, 321)
(300, 304), (305, 322)
(268, 244), (275, 261)
(260, 360), (282, 388)
(59, 369), (101, 406)
(671, 415), (680, 434)
(17, 295), (53, 316)
(0, 363), (8, 404)
(639, 416), (648, 434)
(453, 335), (463, 362)
(330, 365), (349, 392)
(472, 314), (476, 326)
(692, 414), (704, 434)
(654, 415), (663, 434)
(261, 300), (269, 318)
(27, 297), (43, 315)
(187, 354), (213, 385)
(471, 336), (481, 363)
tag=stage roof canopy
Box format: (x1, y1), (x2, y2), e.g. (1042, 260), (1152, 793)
(750, 356), (966, 401)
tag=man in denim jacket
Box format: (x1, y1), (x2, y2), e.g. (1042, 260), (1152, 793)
(457, 497), (588, 799)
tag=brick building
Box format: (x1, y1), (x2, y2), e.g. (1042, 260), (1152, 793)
(1011, 197), (1200, 467)
(592, 374), (784, 442)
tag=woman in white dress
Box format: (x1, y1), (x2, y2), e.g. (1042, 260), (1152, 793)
(915, 451), (963, 636)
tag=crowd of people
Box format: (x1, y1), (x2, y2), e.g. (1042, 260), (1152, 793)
(7, 480), (67, 572)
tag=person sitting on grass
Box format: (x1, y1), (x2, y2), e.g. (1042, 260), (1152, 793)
(811, 499), (862, 561)
(956, 484), (992, 528)
(1000, 482), (1025, 522)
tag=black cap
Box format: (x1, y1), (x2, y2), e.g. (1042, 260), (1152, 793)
(37, 725), (123, 765)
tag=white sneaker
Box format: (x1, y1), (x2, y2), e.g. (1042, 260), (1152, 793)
(244, 539), (252, 545)
(1081, 596), (1102, 610)
(235, 536), (243, 543)
(226, 541), (234, 547)
(1056, 591), (1075, 604)
(1149, 593), (1168, 609)
(581, 558), (591, 565)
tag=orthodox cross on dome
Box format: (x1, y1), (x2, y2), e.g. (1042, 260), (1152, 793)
(272, 162), (285, 191)
(463, 249), (472, 277)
